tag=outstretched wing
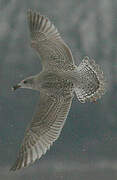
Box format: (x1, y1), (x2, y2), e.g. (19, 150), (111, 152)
(10, 92), (73, 171)
(27, 9), (75, 71)
(75, 57), (106, 103)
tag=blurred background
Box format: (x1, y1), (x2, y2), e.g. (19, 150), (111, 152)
(0, 0), (117, 179)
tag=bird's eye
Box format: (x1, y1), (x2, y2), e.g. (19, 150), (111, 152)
(23, 80), (27, 84)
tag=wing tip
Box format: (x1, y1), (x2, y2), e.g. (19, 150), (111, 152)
(27, 9), (61, 42)
(10, 157), (22, 171)
(10, 156), (30, 171)
(27, 8), (33, 20)
(27, 8), (41, 18)
(10, 151), (29, 171)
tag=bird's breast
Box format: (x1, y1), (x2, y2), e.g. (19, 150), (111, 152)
(40, 72), (74, 96)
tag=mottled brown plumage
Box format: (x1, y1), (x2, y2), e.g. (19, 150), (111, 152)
(11, 9), (106, 171)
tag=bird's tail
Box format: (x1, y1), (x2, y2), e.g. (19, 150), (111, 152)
(74, 57), (106, 103)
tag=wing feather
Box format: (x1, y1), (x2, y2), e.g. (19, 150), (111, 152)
(27, 9), (75, 71)
(10, 93), (73, 171)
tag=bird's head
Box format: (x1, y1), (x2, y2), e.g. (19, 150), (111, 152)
(12, 76), (36, 91)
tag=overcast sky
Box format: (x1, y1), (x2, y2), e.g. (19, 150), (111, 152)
(0, 0), (117, 179)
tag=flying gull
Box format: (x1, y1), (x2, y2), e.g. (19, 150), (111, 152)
(10, 9), (106, 171)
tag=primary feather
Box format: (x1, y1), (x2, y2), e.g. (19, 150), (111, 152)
(27, 9), (75, 71)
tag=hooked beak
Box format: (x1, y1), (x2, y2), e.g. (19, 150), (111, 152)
(12, 84), (21, 91)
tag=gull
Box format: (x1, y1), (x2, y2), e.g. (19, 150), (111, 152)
(10, 9), (106, 171)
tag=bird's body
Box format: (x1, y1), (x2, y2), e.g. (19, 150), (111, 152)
(11, 9), (106, 171)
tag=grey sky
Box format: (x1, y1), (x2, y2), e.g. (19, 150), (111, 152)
(0, 0), (116, 179)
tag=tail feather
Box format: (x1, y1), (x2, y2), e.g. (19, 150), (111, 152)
(75, 56), (106, 103)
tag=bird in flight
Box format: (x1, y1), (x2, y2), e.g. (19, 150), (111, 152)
(10, 9), (106, 171)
